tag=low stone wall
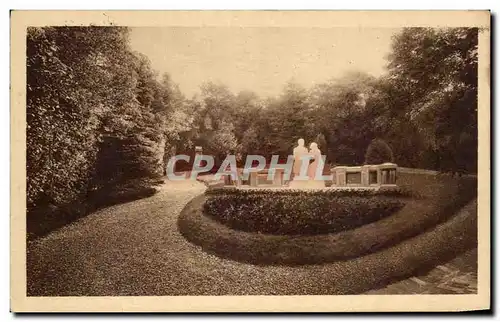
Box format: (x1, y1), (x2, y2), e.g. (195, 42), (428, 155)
(198, 165), (477, 191)
(398, 167), (440, 175)
(331, 163), (398, 189)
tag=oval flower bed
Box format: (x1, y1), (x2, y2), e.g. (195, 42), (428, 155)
(203, 189), (406, 236)
(178, 173), (477, 265)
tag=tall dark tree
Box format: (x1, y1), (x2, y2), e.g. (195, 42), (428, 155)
(27, 26), (133, 208)
(386, 27), (478, 173)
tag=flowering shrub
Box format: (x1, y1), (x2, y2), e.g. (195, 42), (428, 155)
(203, 189), (405, 235)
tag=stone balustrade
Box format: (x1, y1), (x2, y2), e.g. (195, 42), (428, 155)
(217, 163), (398, 190)
(331, 162), (398, 189)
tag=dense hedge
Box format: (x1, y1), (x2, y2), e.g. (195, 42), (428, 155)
(178, 192), (477, 266)
(203, 189), (405, 235)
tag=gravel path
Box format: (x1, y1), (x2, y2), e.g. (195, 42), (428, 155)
(27, 179), (477, 296)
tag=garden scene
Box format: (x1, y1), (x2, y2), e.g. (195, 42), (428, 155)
(26, 26), (478, 296)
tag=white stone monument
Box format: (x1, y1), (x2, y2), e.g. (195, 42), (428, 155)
(288, 140), (326, 189)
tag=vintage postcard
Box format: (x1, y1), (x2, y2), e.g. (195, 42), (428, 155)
(11, 10), (490, 312)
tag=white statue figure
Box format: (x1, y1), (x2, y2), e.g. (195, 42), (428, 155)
(292, 138), (308, 178)
(307, 142), (320, 179)
(307, 142), (326, 188)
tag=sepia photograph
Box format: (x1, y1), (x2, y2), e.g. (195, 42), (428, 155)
(10, 10), (490, 312)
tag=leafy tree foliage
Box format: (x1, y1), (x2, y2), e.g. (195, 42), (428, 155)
(27, 27), (180, 214)
(27, 26), (134, 208)
(386, 27), (478, 173)
(314, 133), (327, 151)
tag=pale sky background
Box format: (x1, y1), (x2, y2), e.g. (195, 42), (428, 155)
(129, 27), (401, 98)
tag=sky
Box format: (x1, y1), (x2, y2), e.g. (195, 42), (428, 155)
(129, 27), (401, 98)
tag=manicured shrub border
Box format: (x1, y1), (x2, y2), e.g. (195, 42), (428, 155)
(178, 181), (477, 265)
(204, 189), (405, 235)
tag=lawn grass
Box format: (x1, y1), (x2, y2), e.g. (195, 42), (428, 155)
(27, 178), (163, 241)
(178, 172), (477, 265)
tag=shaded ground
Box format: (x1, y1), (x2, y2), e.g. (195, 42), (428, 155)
(27, 178), (477, 296)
